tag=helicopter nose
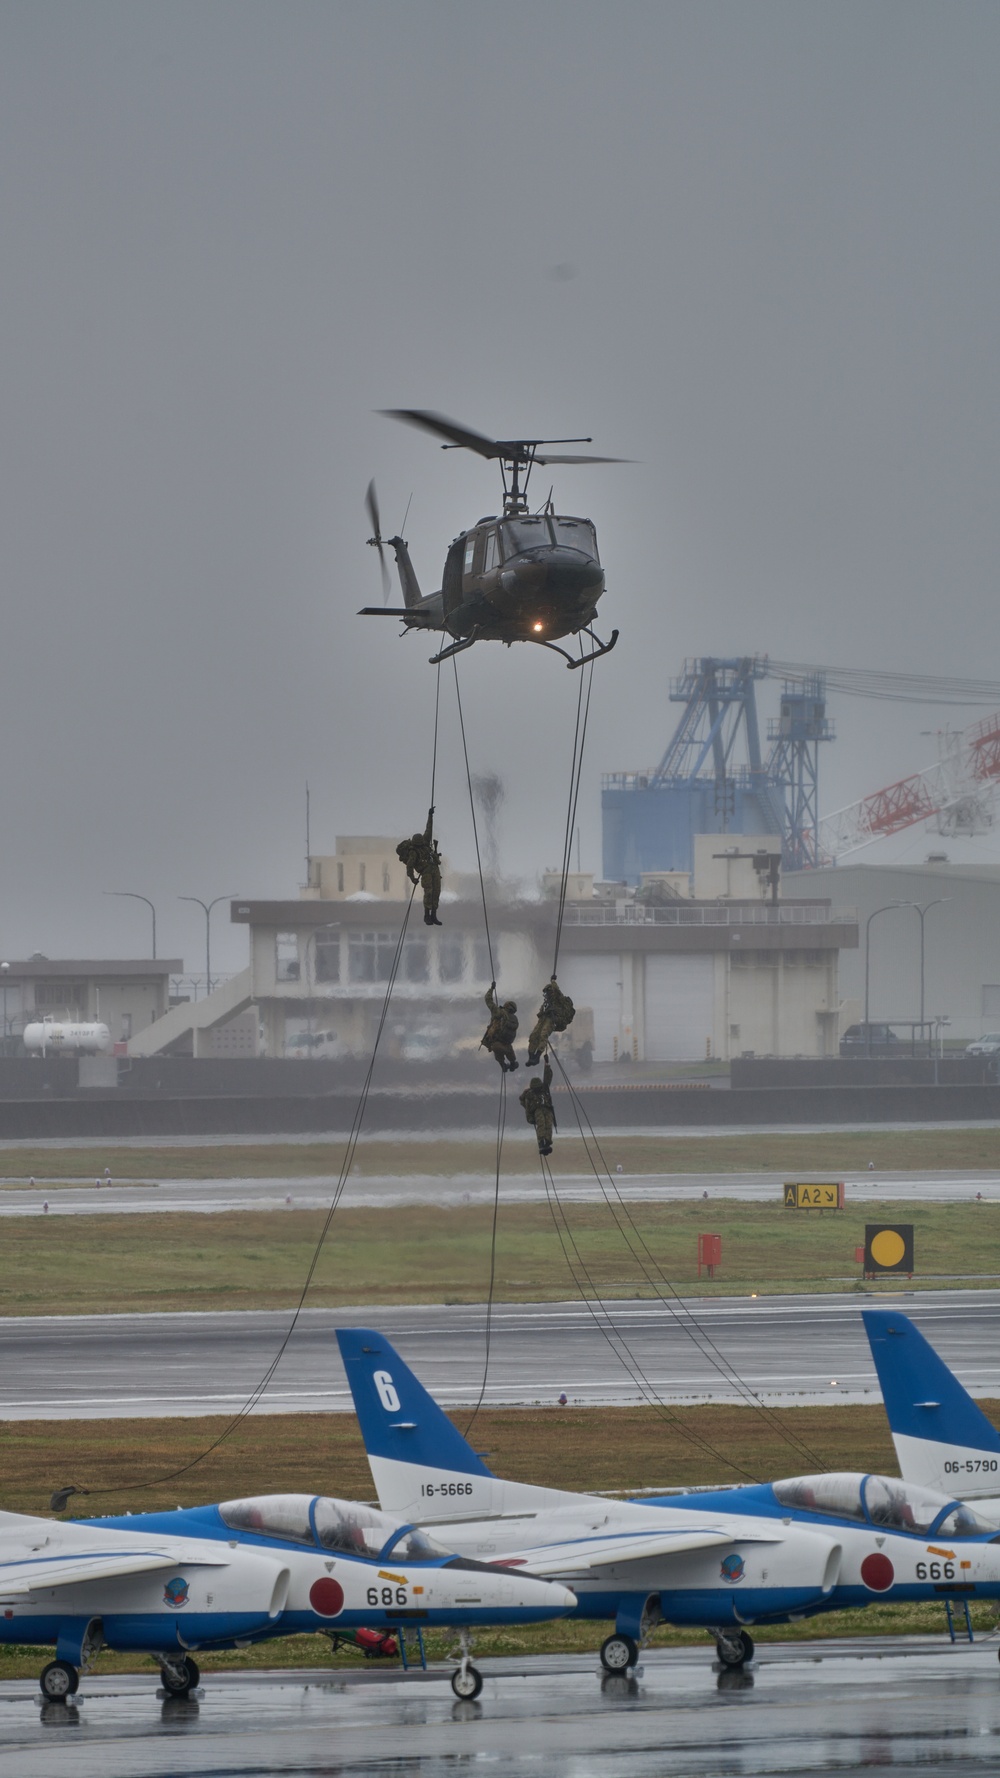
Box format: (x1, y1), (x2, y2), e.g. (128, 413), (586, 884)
(546, 548), (604, 595)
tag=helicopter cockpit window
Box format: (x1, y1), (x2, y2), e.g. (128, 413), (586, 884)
(220, 1494), (315, 1546)
(463, 536), (477, 574)
(503, 517), (547, 554)
(483, 529), (499, 573)
(554, 519), (597, 557)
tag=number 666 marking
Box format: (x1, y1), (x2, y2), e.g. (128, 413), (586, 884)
(916, 1560), (955, 1581)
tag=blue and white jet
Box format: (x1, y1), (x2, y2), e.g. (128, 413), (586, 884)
(338, 1327), (1000, 1674)
(0, 1492), (575, 1702)
(864, 1308), (1000, 1520)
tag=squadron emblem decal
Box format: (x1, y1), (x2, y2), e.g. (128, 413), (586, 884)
(163, 1577), (190, 1608)
(720, 1553), (746, 1584)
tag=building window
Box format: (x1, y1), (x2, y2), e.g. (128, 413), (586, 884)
(276, 933), (300, 982)
(348, 930), (396, 983)
(337, 863), (344, 893)
(314, 931), (340, 983)
(34, 982), (86, 1009)
(403, 936), (429, 983)
(439, 937), (465, 983)
(359, 863), (366, 892)
(473, 940), (493, 981)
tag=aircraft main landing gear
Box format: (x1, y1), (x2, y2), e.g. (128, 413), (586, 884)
(39, 1660), (79, 1701)
(158, 1655), (200, 1696)
(714, 1629), (754, 1668)
(600, 1633), (639, 1673)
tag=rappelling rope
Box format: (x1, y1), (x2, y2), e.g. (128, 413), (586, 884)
(429, 658), (443, 807)
(461, 1069), (507, 1438)
(548, 1050), (827, 1472)
(450, 657), (509, 1436)
(538, 1147), (759, 1480)
(552, 649), (594, 975)
(452, 659), (495, 982)
(56, 888), (422, 1503)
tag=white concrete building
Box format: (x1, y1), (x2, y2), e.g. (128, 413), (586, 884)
(787, 859), (1000, 1041)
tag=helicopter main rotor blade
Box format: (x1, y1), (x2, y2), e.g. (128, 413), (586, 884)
(364, 479), (390, 603)
(380, 409), (504, 459)
(532, 452), (631, 465)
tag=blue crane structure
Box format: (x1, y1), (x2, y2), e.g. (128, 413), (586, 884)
(601, 657), (834, 884)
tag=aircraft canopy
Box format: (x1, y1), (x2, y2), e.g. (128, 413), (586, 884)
(772, 1472), (992, 1537)
(220, 1493), (455, 1561)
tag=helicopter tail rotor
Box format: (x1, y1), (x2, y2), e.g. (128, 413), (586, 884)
(365, 479), (391, 604)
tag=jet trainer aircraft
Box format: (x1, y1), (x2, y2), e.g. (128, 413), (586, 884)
(0, 1492), (574, 1702)
(338, 1327), (1000, 1675)
(864, 1308), (1000, 1521)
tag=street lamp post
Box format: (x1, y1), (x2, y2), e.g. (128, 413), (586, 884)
(864, 903), (907, 1056)
(104, 891), (157, 958)
(907, 898), (952, 1047)
(179, 895), (238, 997)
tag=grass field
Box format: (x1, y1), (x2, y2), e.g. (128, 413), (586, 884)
(0, 1124), (998, 1182)
(2, 1196), (998, 1315)
(1, 1402), (998, 1676)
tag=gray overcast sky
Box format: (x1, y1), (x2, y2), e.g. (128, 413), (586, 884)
(1, 1), (998, 973)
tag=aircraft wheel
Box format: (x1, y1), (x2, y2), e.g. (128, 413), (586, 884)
(716, 1631), (753, 1668)
(600, 1633), (639, 1673)
(451, 1664), (483, 1701)
(160, 1655), (200, 1696)
(39, 1661), (79, 1700)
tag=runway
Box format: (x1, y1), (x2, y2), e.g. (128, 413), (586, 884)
(0, 1167), (997, 1215)
(3, 1639), (1000, 1776)
(4, 1288), (1000, 1418)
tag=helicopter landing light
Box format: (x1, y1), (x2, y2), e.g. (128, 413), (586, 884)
(533, 622), (544, 632)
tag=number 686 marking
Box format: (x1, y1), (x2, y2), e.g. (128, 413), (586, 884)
(367, 1585), (408, 1606)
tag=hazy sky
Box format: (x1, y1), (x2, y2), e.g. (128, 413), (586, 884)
(1, 1), (999, 973)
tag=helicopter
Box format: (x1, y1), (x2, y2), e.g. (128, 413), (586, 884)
(360, 410), (623, 668)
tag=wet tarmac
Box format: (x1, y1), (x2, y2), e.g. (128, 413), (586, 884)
(3, 1288), (1000, 1418)
(0, 1166), (996, 1216)
(3, 1638), (1000, 1776)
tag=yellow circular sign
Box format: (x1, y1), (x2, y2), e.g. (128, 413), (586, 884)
(870, 1229), (906, 1268)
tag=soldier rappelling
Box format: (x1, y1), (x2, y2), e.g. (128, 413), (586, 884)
(481, 981), (519, 1072)
(396, 807), (442, 926)
(526, 977), (575, 1067)
(520, 1058), (555, 1156)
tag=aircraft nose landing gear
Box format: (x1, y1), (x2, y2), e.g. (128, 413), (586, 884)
(449, 1628), (483, 1701)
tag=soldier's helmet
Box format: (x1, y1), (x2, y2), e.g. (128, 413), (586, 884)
(411, 833), (423, 845)
(530, 1077), (542, 1089)
(504, 1000), (517, 1012)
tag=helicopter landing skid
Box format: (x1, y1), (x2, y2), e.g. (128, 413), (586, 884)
(538, 627), (619, 669)
(428, 628), (480, 666)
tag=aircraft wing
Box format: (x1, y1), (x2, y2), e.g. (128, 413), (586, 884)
(0, 1547), (230, 1601)
(498, 1526), (779, 1578)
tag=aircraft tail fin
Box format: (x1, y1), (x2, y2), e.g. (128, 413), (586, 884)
(863, 1309), (1000, 1501)
(336, 1328), (495, 1520)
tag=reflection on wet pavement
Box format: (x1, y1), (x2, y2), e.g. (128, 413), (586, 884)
(1, 1638), (1000, 1776)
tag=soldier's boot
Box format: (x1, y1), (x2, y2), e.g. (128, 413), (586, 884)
(539, 1141), (553, 1156)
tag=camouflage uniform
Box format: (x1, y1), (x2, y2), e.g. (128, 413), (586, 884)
(396, 807), (442, 926)
(526, 978), (576, 1065)
(481, 982), (519, 1072)
(520, 1059), (555, 1155)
